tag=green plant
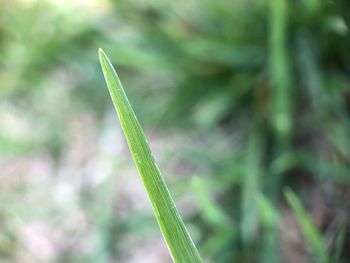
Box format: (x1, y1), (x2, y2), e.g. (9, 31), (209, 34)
(285, 188), (328, 263)
(1, 0), (349, 262)
(99, 49), (202, 263)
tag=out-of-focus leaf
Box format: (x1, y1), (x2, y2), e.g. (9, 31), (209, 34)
(241, 125), (265, 243)
(269, 0), (291, 140)
(256, 193), (280, 263)
(191, 176), (230, 226)
(284, 188), (328, 263)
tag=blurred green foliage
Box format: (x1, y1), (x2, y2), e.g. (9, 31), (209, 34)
(1, 0), (350, 262)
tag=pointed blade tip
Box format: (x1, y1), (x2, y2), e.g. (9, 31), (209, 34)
(98, 48), (107, 63)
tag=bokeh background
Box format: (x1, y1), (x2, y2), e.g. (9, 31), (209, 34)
(1, 0), (350, 262)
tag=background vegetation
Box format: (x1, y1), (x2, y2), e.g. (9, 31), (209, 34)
(0, 0), (349, 262)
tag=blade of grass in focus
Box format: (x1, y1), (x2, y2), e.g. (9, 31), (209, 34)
(98, 48), (202, 263)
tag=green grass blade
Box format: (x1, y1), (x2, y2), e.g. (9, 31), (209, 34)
(241, 126), (264, 243)
(284, 188), (328, 263)
(98, 48), (202, 263)
(256, 193), (280, 263)
(269, 0), (291, 140)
